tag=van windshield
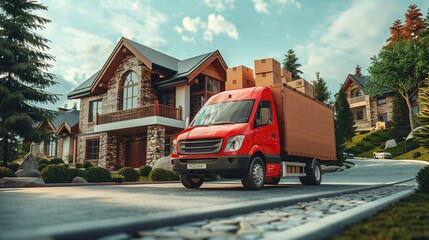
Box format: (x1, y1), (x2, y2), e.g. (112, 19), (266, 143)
(191, 100), (255, 127)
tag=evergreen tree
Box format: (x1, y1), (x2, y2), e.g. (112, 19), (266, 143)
(355, 64), (362, 76)
(414, 77), (429, 148)
(390, 93), (411, 141)
(422, 8), (429, 37)
(386, 19), (405, 44)
(282, 49), (303, 80)
(311, 72), (330, 103)
(0, 0), (58, 166)
(72, 102), (78, 110)
(334, 88), (356, 162)
(402, 4), (425, 41)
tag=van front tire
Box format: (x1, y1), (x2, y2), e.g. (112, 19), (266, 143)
(180, 175), (204, 189)
(241, 157), (265, 190)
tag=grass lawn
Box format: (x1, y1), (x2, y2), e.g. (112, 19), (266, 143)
(357, 141), (408, 158)
(332, 192), (429, 240)
(395, 146), (429, 161)
(346, 131), (373, 149)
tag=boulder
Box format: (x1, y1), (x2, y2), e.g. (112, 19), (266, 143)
(17, 153), (38, 171)
(321, 165), (342, 173)
(0, 177), (45, 187)
(152, 156), (172, 171)
(72, 177), (87, 184)
(385, 139), (397, 149)
(15, 169), (41, 178)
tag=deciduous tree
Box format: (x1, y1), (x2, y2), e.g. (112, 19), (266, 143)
(402, 4), (425, 41)
(390, 93), (411, 141)
(282, 49), (303, 80)
(0, 0), (58, 166)
(386, 19), (405, 45)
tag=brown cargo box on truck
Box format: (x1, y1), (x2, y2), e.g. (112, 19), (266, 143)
(270, 83), (337, 161)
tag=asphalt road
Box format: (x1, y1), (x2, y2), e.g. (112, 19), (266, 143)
(0, 158), (426, 239)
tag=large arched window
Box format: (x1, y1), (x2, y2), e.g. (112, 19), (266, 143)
(121, 71), (139, 110)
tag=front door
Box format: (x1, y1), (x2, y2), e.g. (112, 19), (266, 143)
(126, 139), (147, 168)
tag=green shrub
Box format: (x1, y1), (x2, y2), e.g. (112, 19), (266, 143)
(416, 166), (429, 193)
(8, 162), (20, 172)
(38, 164), (48, 172)
(50, 158), (65, 165)
(149, 168), (179, 181)
(117, 167), (140, 182)
(37, 158), (50, 166)
(380, 143), (386, 149)
(75, 163), (83, 168)
(82, 161), (93, 169)
(112, 175), (125, 183)
(359, 130), (370, 134)
(41, 165), (69, 183)
(85, 166), (112, 182)
(412, 152), (422, 159)
(139, 165), (152, 177)
(0, 166), (16, 178)
(67, 168), (87, 182)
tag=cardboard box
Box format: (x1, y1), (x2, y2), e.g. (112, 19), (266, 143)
(287, 79), (315, 98)
(281, 68), (293, 83)
(255, 72), (282, 87)
(226, 65), (255, 90)
(254, 58), (281, 74)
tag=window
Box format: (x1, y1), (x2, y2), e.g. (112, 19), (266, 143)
(31, 143), (38, 154)
(158, 88), (175, 107)
(411, 94), (418, 102)
(190, 76), (221, 118)
(377, 98), (386, 105)
(89, 100), (103, 122)
(86, 139), (100, 160)
(356, 89), (364, 97)
(45, 140), (57, 157)
(255, 100), (272, 127)
(356, 111), (364, 120)
(164, 138), (171, 156)
(120, 71), (139, 110)
(379, 114), (387, 122)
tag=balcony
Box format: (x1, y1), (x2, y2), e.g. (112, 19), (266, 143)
(93, 101), (185, 133)
(348, 95), (366, 108)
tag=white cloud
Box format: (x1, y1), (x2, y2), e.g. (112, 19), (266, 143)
(253, 0), (269, 14)
(182, 16), (202, 33)
(273, 0), (301, 9)
(176, 14), (238, 43)
(203, 0), (235, 12)
(294, 0), (400, 89)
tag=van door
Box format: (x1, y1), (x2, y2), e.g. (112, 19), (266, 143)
(253, 100), (280, 156)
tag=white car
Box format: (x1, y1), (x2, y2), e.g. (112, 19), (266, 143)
(373, 152), (392, 159)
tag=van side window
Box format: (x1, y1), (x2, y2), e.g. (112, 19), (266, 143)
(255, 101), (272, 127)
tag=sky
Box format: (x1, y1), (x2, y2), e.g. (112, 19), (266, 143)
(35, 0), (429, 110)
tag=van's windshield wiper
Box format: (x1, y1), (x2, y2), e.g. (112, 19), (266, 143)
(211, 121), (235, 125)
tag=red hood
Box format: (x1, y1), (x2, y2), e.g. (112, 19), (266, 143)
(177, 124), (246, 141)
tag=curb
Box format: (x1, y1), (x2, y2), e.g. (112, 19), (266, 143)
(267, 188), (417, 240)
(2, 179), (415, 240)
(0, 181), (181, 188)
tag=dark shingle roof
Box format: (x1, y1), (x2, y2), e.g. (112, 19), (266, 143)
(68, 38), (218, 99)
(350, 75), (365, 89)
(51, 109), (80, 129)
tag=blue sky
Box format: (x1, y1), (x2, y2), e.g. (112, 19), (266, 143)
(37, 0), (429, 109)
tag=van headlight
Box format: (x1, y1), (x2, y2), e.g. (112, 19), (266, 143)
(224, 135), (245, 152)
(172, 139), (177, 154)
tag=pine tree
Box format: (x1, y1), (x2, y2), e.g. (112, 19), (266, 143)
(0, 0), (58, 166)
(414, 77), (429, 148)
(282, 49), (303, 80)
(355, 65), (362, 76)
(311, 72), (330, 103)
(402, 4), (425, 41)
(72, 102), (78, 110)
(334, 88), (356, 162)
(422, 8), (429, 38)
(386, 19), (404, 45)
(390, 93), (411, 141)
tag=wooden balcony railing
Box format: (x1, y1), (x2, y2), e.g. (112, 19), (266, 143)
(348, 95), (366, 104)
(96, 100), (182, 125)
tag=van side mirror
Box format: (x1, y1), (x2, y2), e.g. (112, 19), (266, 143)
(259, 107), (271, 126)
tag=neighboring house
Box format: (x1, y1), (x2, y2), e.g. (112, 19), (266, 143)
(68, 37), (227, 169)
(342, 74), (419, 131)
(30, 108), (80, 163)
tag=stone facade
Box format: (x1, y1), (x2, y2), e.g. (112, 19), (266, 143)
(370, 96), (394, 127)
(146, 125), (166, 165)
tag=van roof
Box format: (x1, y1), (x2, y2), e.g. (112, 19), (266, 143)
(207, 86), (267, 104)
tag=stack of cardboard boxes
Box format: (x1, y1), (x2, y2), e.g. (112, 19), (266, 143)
(225, 57), (315, 98)
(226, 65), (255, 91)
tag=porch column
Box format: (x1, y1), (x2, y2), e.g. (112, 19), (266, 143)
(146, 125), (166, 166)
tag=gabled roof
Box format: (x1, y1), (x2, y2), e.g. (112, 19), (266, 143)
(68, 37), (227, 99)
(342, 74), (393, 97)
(37, 109), (80, 132)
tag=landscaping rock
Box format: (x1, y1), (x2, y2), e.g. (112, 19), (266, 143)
(15, 169), (41, 178)
(0, 177), (45, 187)
(17, 153), (38, 171)
(321, 165), (342, 173)
(152, 156), (172, 171)
(72, 176), (87, 184)
(385, 139), (397, 149)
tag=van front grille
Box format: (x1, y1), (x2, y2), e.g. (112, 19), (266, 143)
(178, 139), (223, 155)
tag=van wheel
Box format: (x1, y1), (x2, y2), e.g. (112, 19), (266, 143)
(265, 177), (281, 185)
(241, 157), (265, 190)
(299, 160), (322, 185)
(180, 175), (204, 189)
